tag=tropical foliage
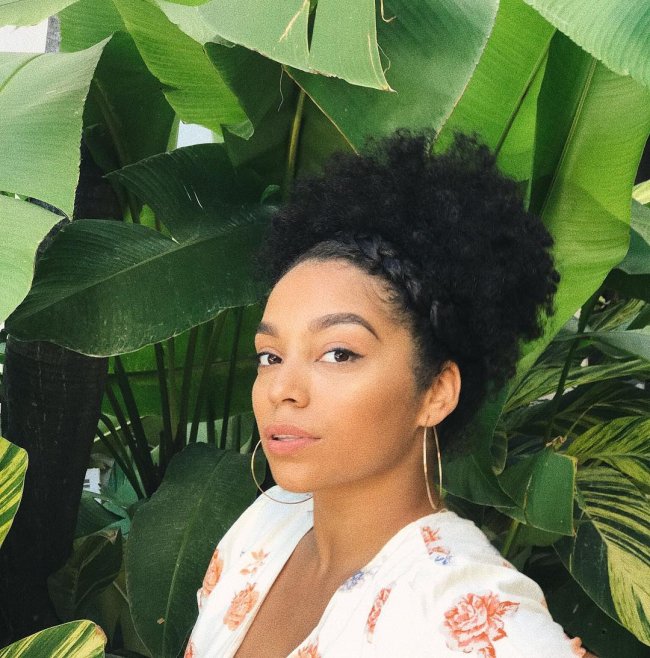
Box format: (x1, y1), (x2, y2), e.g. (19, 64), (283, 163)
(0, 0), (648, 656)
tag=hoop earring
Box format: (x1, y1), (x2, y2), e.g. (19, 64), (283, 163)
(423, 424), (443, 511)
(250, 439), (312, 505)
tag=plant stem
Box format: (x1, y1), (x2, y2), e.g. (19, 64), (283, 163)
(189, 312), (228, 443)
(501, 519), (521, 559)
(176, 325), (199, 447)
(282, 87), (306, 200)
(95, 425), (144, 500)
(220, 306), (244, 448)
(544, 290), (600, 442)
(154, 342), (173, 473)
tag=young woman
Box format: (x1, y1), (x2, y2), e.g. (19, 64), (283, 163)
(185, 132), (591, 657)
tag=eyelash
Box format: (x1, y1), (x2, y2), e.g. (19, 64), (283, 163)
(255, 347), (361, 367)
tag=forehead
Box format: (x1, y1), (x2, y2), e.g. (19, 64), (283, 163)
(264, 259), (395, 324)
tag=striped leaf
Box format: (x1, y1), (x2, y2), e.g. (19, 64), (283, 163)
(566, 417), (650, 486)
(0, 620), (106, 658)
(0, 436), (27, 547)
(555, 466), (650, 645)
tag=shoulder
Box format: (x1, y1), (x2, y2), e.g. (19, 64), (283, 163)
(373, 511), (586, 657)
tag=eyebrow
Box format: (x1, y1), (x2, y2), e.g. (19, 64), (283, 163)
(256, 312), (379, 340)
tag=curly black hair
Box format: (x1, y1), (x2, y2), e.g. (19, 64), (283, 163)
(257, 131), (560, 443)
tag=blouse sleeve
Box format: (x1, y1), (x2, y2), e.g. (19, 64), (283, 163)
(369, 515), (588, 658)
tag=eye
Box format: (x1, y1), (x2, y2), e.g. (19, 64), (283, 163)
(256, 352), (281, 367)
(321, 348), (361, 363)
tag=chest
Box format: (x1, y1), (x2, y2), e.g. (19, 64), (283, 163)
(233, 554), (343, 658)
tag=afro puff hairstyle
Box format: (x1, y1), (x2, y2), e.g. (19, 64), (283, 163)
(257, 131), (560, 444)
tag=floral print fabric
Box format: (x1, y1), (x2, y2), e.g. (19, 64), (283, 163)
(184, 487), (587, 657)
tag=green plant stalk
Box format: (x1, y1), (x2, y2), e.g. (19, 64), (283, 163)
(220, 306), (244, 448)
(95, 427), (144, 500)
(166, 336), (179, 435)
(105, 384), (154, 497)
(544, 289), (601, 442)
(154, 342), (173, 472)
(233, 414), (242, 451)
(501, 519), (521, 559)
(113, 355), (158, 493)
(98, 412), (135, 474)
(189, 311), (228, 443)
(207, 398), (216, 445)
(494, 34), (553, 158)
(175, 325), (199, 448)
(282, 86), (306, 200)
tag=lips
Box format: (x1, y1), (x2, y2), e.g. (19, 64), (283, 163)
(264, 423), (318, 442)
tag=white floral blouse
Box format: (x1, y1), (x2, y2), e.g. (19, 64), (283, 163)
(184, 487), (586, 658)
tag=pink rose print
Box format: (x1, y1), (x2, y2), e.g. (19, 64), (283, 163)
(295, 641), (321, 658)
(183, 639), (196, 658)
(224, 583), (260, 630)
(566, 634), (587, 657)
(240, 548), (269, 576)
(200, 547), (224, 605)
(420, 525), (451, 564)
(365, 586), (393, 643)
(443, 591), (519, 658)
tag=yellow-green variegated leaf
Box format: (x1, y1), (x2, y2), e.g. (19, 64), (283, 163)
(634, 180), (650, 205)
(555, 466), (650, 645)
(566, 417), (650, 486)
(0, 436), (27, 547)
(0, 620), (106, 658)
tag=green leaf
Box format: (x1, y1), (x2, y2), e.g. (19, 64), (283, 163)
(585, 328), (650, 362)
(198, 0), (389, 91)
(290, 0), (499, 148)
(108, 144), (264, 242)
(48, 529), (123, 621)
(112, 0), (248, 135)
(555, 466), (650, 645)
(5, 216), (269, 356)
(0, 196), (63, 323)
(59, 0), (125, 52)
(516, 34), (650, 377)
(125, 444), (256, 658)
(522, 0), (650, 90)
(634, 180), (650, 206)
(0, 620), (106, 658)
(498, 449), (576, 534)
(438, 0), (555, 180)
(0, 436), (27, 547)
(0, 0), (77, 26)
(605, 201), (650, 302)
(566, 417), (650, 486)
(0, 40), (108, 215)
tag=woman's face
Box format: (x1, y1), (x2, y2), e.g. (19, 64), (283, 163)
(252, 258), (434, 495)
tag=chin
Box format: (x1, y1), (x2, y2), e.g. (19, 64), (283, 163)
(269, 464), (318, 494)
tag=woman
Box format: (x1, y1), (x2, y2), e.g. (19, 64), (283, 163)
(185, 132), (590, 657)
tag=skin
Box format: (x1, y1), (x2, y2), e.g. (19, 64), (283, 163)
(234, 258), (460, 658)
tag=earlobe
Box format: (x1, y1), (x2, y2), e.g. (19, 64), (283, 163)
(419, 360), (461, 426)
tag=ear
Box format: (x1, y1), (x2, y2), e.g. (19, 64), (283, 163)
(416, 360), (461, 426)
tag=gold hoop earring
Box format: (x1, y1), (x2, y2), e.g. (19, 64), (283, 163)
(423, 424), (443, 511)
(250, 439), (312, 505)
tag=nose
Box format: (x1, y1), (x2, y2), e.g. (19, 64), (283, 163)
(266, 357), (310, 408)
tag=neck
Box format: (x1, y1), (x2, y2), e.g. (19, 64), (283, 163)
(304, 463), (442, 579)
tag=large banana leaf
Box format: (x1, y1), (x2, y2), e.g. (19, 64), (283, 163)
(5, 215), (268, 355)
(516, 35), (650, 377)
(112, 0), (248, 136)
(197, 0), (389, 91)
(0, 40), (108, 215)
(0, 620), (106, 658)
(555, 466), (650, 645)
(0, 0), (76, 26)
(290, 0), (499, 149)
(0, 436), (27, 547)
(48, 529), (123, 622)
(125, 444), (256, 658)
(522, 0), (650, 90)
(566, 417), (650, 486)
(0, 196), (62, 323)
(59, 0), (124, 52)
(438, 0), (554, 180)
